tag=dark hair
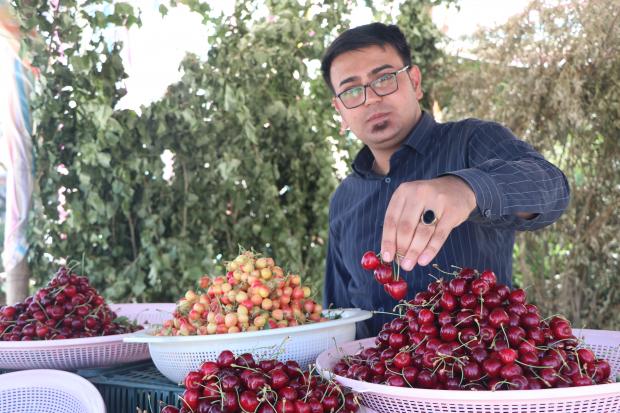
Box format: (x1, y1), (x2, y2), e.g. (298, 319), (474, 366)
(320, 23), (412, 94)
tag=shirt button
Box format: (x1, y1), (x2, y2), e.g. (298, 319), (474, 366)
(484, 209), (491, 218)
(385, 177), (391, 183)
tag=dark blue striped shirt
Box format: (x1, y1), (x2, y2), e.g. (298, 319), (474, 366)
(323, 112), (570, 338)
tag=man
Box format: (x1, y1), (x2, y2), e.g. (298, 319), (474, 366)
(321, 23), (570, 338)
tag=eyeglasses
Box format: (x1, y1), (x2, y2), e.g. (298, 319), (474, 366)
(336, 65), (410, 109)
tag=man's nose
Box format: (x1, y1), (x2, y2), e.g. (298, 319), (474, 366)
(364, 86), (382, 106)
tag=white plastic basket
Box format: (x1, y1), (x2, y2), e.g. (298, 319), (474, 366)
(0, 303), (174, 371)
(316, 329), (620, 413)
(124, 308), (372, 383)
(109, 302), (176, 326)
(0, 369), (106, 412)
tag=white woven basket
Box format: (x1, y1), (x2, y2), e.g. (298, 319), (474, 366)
(0, 369), (106, 412)
(316, 329), (620, 413)
(124, 308), (372, 383)
(0, 303), (174, 371)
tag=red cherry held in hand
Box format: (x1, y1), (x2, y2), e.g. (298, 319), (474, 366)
(361, 251), (380, 271)
(384, 279), (408, 300)
(373, 263), (393, 285)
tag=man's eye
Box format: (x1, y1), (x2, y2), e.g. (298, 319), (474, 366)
(375, 74), (392, 84)
(344, 87), (363, 97)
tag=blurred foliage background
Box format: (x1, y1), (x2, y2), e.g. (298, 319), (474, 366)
(6, 0), (619, 329)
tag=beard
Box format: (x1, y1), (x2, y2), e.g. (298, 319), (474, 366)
(371, 120), (390, 134)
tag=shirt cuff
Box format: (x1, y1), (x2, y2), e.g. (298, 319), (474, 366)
(444, 168), (503, 220)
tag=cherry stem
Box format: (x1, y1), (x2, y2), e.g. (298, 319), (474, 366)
(433, 264), (458, 276)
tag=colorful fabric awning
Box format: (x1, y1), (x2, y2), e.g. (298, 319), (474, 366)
(0, 0), (35, 273)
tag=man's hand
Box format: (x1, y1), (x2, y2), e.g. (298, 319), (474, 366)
(380, 176), (477, 271)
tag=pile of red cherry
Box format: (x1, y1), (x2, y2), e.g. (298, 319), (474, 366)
(160, 350), (359, 413)
(334, 264), (612, 390)
(361, 251), (408, 300)
(0, 266), (141, 341)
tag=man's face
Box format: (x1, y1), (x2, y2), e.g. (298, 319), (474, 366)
(330, 44), (423, 151)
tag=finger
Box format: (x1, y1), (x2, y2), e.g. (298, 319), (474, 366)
(380, 188), (408, 263)
(394, 197), (424, 266)
(417, 217), (453, 267)
(400, 216), (436, 271)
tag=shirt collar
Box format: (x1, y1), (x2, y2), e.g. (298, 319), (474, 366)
(352, 111), (436, 177)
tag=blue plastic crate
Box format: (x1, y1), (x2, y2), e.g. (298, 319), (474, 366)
(86, 361), (183, 413)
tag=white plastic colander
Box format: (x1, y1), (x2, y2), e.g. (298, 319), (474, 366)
(0, 369), (106, 413)
(316, 329), (620, 413)
(0, 303), (175, 371)
(124, 308), (372, 383)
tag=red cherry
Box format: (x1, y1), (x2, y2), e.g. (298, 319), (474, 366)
(497, 348), (518, 364)
(200, 361), (219, 378)
(259, 404), (277, 413)
(509, 374), (528, 390)
(506, 326), (526, 347)
(217, 350), (235, 367)
(385, 375), (406, 387)
(509, 288), (526, 304)
(479, 325), (496, 343)
(161, 406), (180, 413)
(593, 360), (611, 382)
(488, 308), (509, 328)
(571, 374), (594, 386)
(518, 351), (539, 367)
(576, 348), (596, 365)
(221, 390), (239, 413)
(470, 279), (490, 295)
(361, 251), (380, 271)
(540, 368), (559, 387)
(373, 263), (394, 285)
(479, 270), (497, 287)
(181, 389), (200, 411)
(439, 324), (457, 342)
(415, 369), (438, 388)
(258, 359), (276, 373)
(520, 312), (541, 328)
(239, 391), (260, 413)
(448, 277), (467, 296)
(235, 353), (257, 368)
(459, 294), (477, 309)
(220, 374), (240, 391)
(184, 371), (203, 391)
(393, 351), (412, 369)
(384, 279), (408, 300)
(551, 320), (573, 340)
(295, 401), (312, 413)
(321, 395), (339, 412)
(246, 373), (268, 391)
(417, 309), (435, 325)
(494, 284), (510, 301)
(269, 369), (290, 390)
(437, 311), (453, 326)
(344, 393), (358, 413)
(307, 399), (323, 413)
(388, 332), (408, 349)
(458, 267), (476, 279)
(418, 323), (438, 338)
(482, 291), (502, 308)
(278, 386), (298, 401)
(500, 363), (523, 379)
(439, 292), (456, 311)
(462, 361), (482, 381)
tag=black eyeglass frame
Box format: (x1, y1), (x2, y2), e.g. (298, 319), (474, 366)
(336, 65), (411, 109)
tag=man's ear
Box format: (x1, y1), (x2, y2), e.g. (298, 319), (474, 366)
(408, 65), (424, 101)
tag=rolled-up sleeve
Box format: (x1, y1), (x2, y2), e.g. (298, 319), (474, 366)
(447, 122), (570, 231)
